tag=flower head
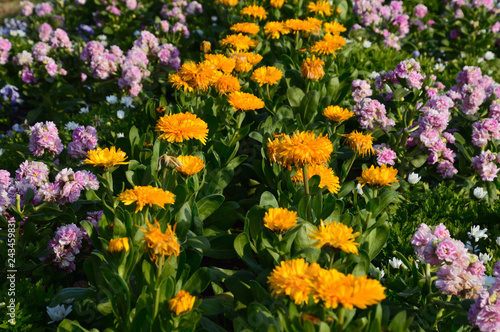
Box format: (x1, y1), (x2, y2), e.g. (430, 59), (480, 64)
(221, 34), (259, 52)
(251, 66), (283, 86)
(169, 290), (196, 315)
(264, 21), (290, 39)
(263, 207), (298, 233)
(408, 172), (421, 184)
(138, 219), (180, 263)
(468, 225), (488, 242)
(473, 187), (487, 199)
(118, 186), (175, 212)
(301, 56), (325, 81)
(323, 22), (346, 35)
(47, 305), (72, 324)
(270, 0), (285, 8)
(307, 0), (332, 16)
(229, 52), (262, 72)
(357, 165), (398, 187)
(108, 237), (130, 253)
(231, 22), (260, 35)
(204, 54), (236, 73)
(177, 61), (219, 91)
(227, 91), (265, 111)
(331, 274), (387, 310)
(176, 155), (205, 176)
(311, 33), (346, 55)
(292, 164), (340, 194)
(214, 74), (241, 95)
(388, 257), (406, 269)
(323, 106), (354, 123)
(83, 147), (130, 169)
(156, 112), (209, 144)
(169, 73), (194, 93)
(342, 130), (374, 157)
(240, 4), (268, 20)
(308, 220), (360, 254)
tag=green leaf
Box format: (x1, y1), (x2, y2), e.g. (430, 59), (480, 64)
(183, 268), (212, 295)
(234, 233), (263, 272)
(287, 87), (305, 108)
(299, 90), (320, 125)
(259, 191), (279, 208)
(365, 221), (390, 260)
(487, 181), (498, 204)
(197, 194), (225, 221)
(57, 320), (98, 332)
(410, 154), (427, 168)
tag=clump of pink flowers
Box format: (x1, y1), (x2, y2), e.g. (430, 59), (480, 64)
(67, 126), (98, 159)
(43, 224), (86, 273)
(29, 121), (64, 157)
(468, 260), (500, 331)
(373, 144), (397, 165)
(39, 168), (99, 204)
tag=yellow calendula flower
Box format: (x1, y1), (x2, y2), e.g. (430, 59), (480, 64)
(307, 0), (332, 16)
(169, 290), (196, 316)
(263, 207), (298, 233)
(284, 19), (312, 33)
(292, 164), (341, 194)
(216, 0), (238, 6)
(357, 164), (398, 187)
(200, 40), (211, 53)
(342, 130), (374, 157)
(204, 54), (236, 74)
(156, 112), (209, 145)
(83, 147), (131, 169)
(323, 105), (354, 123)
(264, 21), (290, 39)
(270, 0), (285, 8)
(108, 237), (130, 254)
(310, 33), (346, 55)
(229, 52), (263, 73)
(306, 17), (323, 35)
(138, 219), (180, 264)
(214, 73), (241, 95)
(118, 186), (175, 213)
(310, 268), (346, 307)
(335, 274), (387, 310)
(300, 56), (325, 81)
(267, 131), (333, 168)
(227, 91), (265, 111)
(240, 4), (268, 20)
(169, 73), (194, 93)
(177, 61), (219, 91)
(267, 258), (321, 304)
(251, 66), (283, 86)
(231, 22), (260, 35)
(176, 155), (205, 176)
(323, 22), (346, 35)
(220, 33), (259, 52)
(308, 220), (360, 254)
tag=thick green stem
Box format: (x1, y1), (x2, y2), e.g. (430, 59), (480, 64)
(329, 252), (335, 270)
(266, 84), (271, 100)
(336, 306), (345, 332)
(153, 255), (164, 322)
(303, 164), (310, 196)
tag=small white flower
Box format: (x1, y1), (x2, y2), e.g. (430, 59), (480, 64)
(106, 95), (117, 104)
(368, 71), (380, 80)
(79, 106), (89, 114)
(9, 30), (18, 37)
(496, 237), (500, 246)
(17, 30), (26, 38)
(211, 16), (218, 22)
(477, 57), (485, 63)
(479, 253), (492, 264)
(116, 110), (125, 119)
(488, 70), (493, 75)
(0, 149), (4, 156)
(195, 29), (204, 36)
(388, 257), (406, 269)
(47, 305), (72, 324)
(374, 266), (385, 278)
(64, 121), (80, 131)
(120, 96), (135, 108)
(468, 225), (488, 242)
(485, 51), (495, 61)
(345, 39), (354, 44)
(465, 240), (479, 253)
(408, 172), (421, 184)
(362, 40), (372, 48)
(434, 63), (446, 72)
(356, 183), (363, 195)
(473, 187), (488, 199)
(97, 34), (107, 41)
(384, 84), (393, 93)
(117, 133), (125, 138)
(133, 30), (141, 37)
(483, 275), (495, 289)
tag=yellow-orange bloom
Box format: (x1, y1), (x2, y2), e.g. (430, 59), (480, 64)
(83, 147), (131, 169)
(214, 73), (241, 95)
(204, 54), (236, 74)
(169, 290), (196, 316)
(292, 164), (340, 194)
(240, 4), (268, 20)
(323, 22), (346, 35)
(323, 105), (354, 123)
(139, 219), (180, 263)
(357, 164), (398, 187)
(177, 61), (219, 91)
(300, 56), (325, 81)
(200, 40), (211, 53)
(270, 0), (285, 8)
(176, 155), (205, 176)
(310, 268), (346, 307)
(342, 130), (374, 157)
(118, 186), (175, 213)
(156, 112), (209, 145)
(220, 33), (259, 52)
(227, 91), (265, 111)
(267, 258), (321, 304)
(229, 52), (263, 72)
(309, 220), (360, 254)
(251, 66), (283, 86)
(264, 21), (290, 39)
(284, 19), (313, 33)
(310, 33), (346, 55)
(108, 237), (130, 254)
(231, 22), (260, 35)
(267, 131), (333, 168)
(169, 73), (194, 93)
(263, 207), (298, 233)
(216, 0), (238, 5)
(307, 0), (332, 16)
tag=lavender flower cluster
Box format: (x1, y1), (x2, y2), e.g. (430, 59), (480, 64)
(67, 126), (98, 159)
(43, 223), (86, 273)
(29, 121), (64, 157)
(411, 223), (485, 299)
(161, 0), (203, 38)
(469, 260), (500, 331)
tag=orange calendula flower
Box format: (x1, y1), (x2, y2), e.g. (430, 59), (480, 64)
(267, 258), (321, 304)
(307, 0), (332, 16)
(267, 131), (333, 168)
(138, 219), (180, 263)
(227, 91), (265, 111)
(204, 54), (236, 74)
(301, 56), (325, 81)
(306, 17), (323, 35)
(323, 22), (346, 35)
(323, 105), (354, 123)
(310, 33), (346, 55)
(216, 0), (238, 6)
(214, 73), (241, 95)
(308, 220), (360, 254)
(310, 268), (346, 307)
(176, 155), (205, 176)
(292, 164), (341, 194)
(169, 73), (194, 93)
(118, 185), (175, 213)
(169, 290), (196, 316)
(342, 130), (374, 157)
(241, 4), (268, 20)
(229, 52), (263, 72)
(83, 147), (131, 169)
(156, 112), (209, 145)
(177, 61), (219, 91)
(264, 21), (290, 39)
(231, 22), (260, 35)
(263, 207), (298, 233)
(200, 40), (211, 53)
(270, 0), (285, 8)
(284, 19), (312, 33)
(357, 164), (398, 187)
(336, 274), (387, 310)
(251, 66), (283, 86)
(220, 33), (259, 52)
(108, 237), (130, 254)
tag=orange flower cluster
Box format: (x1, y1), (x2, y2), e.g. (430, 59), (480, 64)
(240, 4), (268, 20)
(311, 33), (347, 55)
(230, 22), (260, 35)
(292, 164), (340, 194)
(221, 33), (259, 52)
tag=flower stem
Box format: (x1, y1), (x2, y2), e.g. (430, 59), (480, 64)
(329, 252), (335, 270)
(266, 84), (271, 100)
(336, 306), (345, 332)
(303, 164), (310, 196)
(153, 255), (164, 321)
(342, 153), (357, 181)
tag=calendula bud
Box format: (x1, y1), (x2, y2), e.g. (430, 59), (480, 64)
(108, 237), (130, 254)
(200, 41), (211, 53)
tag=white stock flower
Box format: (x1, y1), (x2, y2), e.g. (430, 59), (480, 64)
(484, 51), (495, 61)
(47, 305), (72, 324)
(497, 237), (500, 246)
(479, 253), (492, 264)
(106, 95), (117, 104)
(408, 172), (421, 184)
(116, 110), (125, 119)
(120, 96), (135, 108)
(388, 257), (406, 269)
(79, 106), (89, 114)
(468, 225), (488, 242)
(64, 122), (80, 131)
(356, 183), (363, 195)
(483, 275), (495, 289)
(362, 40), (372, 48)
(117, 133), (125, 138)
(473, 187), (488, 199)
(434, 63), (446, 72)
